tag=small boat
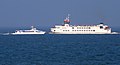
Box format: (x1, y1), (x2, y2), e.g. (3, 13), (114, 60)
(11, 26), (45, 35)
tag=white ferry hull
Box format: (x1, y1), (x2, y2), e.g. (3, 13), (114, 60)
(50, 32), (112, 34)
(50, 24), (112, 34)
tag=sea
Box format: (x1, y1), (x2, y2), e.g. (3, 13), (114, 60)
(0, 28), (120, 65)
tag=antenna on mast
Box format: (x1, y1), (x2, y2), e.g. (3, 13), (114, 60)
(68, 14), (70, 19)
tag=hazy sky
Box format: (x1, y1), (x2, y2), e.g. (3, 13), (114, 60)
(0, 0), (120, 28)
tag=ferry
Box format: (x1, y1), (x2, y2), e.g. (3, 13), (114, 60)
(50, 15), (113, 34)
(11, 26), (45, 35)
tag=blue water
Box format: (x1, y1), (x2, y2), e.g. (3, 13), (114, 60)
(0, 34), (120, 65)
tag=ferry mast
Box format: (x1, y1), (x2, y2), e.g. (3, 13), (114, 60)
(64, 14), (70, 24)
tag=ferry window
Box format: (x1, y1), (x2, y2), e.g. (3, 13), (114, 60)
(72, 27), (74, 29)
(54, 30), (56, 31)
(89, 27), (91, 29)
(93, 30), (95, 31)
(100, 26), (103, 29)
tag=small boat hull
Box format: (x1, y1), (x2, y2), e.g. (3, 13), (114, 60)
(11, 32), (45, 35)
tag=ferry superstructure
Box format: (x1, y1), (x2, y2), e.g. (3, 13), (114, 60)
(50, 15), (112, 34)
(12, 26), (45, 35)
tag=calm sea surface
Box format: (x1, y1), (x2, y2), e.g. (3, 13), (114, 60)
(0, 34), (120, 65)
